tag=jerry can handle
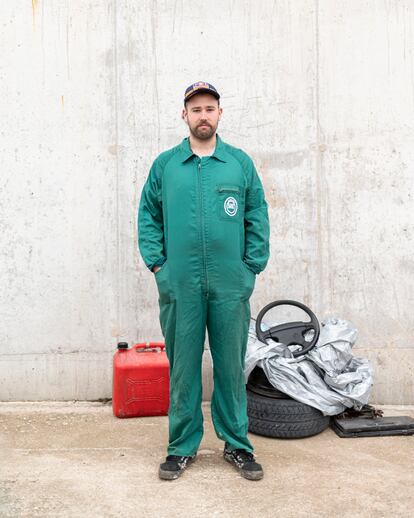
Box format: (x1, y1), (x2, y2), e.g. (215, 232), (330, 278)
(134, 342), (165, 352)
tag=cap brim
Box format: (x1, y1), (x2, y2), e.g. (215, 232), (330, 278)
(185, 89), (220, 102)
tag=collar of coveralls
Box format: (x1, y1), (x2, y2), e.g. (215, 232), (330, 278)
(180, 133), (227, 163)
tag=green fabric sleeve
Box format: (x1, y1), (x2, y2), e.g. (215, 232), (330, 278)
(243, 158), (270, 274)
(138, 160), (166, 271)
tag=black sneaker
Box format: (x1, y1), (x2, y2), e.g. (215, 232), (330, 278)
(158, 455), (196, 480)
(223, 447), (264, 480)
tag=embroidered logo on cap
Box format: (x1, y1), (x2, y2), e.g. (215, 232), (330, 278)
(194, 81), (209, 89)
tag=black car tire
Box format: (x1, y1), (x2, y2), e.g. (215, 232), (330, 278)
(247, 388), (330, 439)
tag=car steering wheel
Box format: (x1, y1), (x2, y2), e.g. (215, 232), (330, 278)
(255, 299), (320, 357)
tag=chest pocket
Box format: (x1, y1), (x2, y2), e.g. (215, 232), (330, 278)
(216, 184), (244, 222)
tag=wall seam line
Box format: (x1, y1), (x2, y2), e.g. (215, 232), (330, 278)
(114, 0), (120, 342)
(315, 0), (324, 313)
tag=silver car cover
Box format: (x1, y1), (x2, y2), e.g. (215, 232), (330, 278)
(245, 317), (373, 416)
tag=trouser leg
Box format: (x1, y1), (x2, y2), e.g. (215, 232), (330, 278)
(207, 297), (253, 452)
(159, 296), (207, 456)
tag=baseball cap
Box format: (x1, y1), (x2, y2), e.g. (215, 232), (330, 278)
(184, 81), (220, 103)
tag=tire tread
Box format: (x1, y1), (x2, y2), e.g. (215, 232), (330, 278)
(247, 389), (330, 438)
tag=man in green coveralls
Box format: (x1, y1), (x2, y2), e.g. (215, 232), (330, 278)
(138, 82), (270, 480)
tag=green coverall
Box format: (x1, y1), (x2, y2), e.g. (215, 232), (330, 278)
(138, 134), (270, 456)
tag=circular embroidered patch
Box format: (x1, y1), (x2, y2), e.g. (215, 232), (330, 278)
(224, 196), (238, 217)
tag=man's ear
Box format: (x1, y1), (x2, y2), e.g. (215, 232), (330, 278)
(182, 108), (187, 122)
(218, 107), (223, 120)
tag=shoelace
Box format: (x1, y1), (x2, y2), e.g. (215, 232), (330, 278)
(166, 455), (184, 461)
(166, 455), (193, 467)
(232, 449), (254, 464)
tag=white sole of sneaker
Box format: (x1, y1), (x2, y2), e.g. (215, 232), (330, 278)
(158, 456), (196, 481)
(223, 455), (264, 481)
(158, 468), (181, 480)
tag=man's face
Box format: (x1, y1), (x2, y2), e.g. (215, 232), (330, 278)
(182, 93), (222, 140)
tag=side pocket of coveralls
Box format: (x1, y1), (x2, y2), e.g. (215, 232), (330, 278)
(241, 261), (256, 300)
(216, 185), (244, 222)
(154, 261), (171, 304)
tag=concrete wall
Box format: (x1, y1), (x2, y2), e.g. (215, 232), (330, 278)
(1, 1), (413, 404)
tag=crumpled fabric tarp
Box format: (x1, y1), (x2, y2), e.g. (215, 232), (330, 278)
(245, 317), (374, 416)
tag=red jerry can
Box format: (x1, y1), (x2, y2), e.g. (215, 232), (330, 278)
(112, 342), (170, 418)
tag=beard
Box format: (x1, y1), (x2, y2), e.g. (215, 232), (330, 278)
(188, 121), (217, 140)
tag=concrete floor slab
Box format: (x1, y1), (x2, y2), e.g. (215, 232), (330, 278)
(0, 402), (413, 517)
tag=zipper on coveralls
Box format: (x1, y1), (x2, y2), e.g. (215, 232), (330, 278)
(198, 160), (209, 296)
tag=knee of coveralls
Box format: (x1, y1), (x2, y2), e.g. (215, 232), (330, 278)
(207, 295), (254, 453)
(155, 264), (207, 456)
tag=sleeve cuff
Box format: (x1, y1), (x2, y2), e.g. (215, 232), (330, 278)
(148, 257), (166, 271)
